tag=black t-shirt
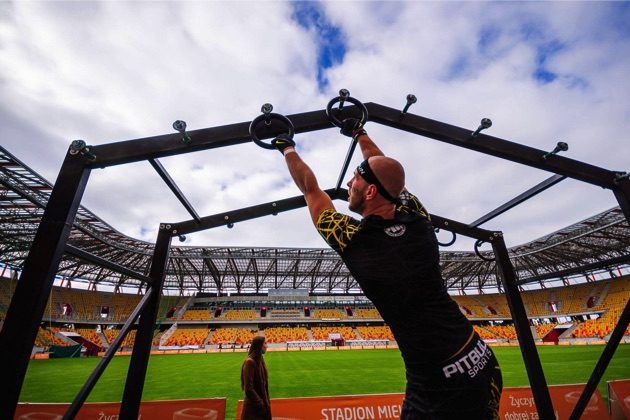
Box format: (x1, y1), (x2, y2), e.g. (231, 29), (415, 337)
(316, 191), (473, 369)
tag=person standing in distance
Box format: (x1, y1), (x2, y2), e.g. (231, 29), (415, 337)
(240, 335), (271, 420)
(271, 119), (502, 419)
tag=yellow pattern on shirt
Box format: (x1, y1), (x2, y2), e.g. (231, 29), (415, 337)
(316, 191), (429, 253)
(316, 209), (360, 253)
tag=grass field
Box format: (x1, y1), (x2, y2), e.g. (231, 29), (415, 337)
(20, 344), (630, 419)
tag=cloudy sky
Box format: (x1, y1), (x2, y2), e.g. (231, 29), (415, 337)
(1, 1), (629, 253)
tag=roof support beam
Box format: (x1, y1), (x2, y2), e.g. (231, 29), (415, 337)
(65, 244), (153, 284)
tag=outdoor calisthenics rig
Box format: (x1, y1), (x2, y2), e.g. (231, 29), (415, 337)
(0, 89), (628, 419)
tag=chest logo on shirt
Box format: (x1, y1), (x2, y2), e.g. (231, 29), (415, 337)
(384, 224), (406, 237)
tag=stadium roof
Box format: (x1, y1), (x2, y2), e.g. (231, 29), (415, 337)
(1, 145), (629, 294)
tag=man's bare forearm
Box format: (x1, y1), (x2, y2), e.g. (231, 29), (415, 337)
(284, 149), (320, 195)
(356, 133), (384, 159)
(281, 147), (335, 225)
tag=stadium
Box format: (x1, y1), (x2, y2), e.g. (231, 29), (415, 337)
(1, 90), (629, 420)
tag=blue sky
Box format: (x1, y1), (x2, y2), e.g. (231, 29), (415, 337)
(1, 1), (628, 256)
(291, 2), (346, 91)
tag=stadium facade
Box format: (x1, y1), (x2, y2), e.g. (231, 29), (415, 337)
(2, 145), (628, 295)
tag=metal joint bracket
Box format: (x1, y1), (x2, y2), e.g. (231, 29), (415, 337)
(613, 171), (629, 185)
(69, 140), (96, 161)
(159, 223), (174, 233)
(173, 120), (192, 144)
(491, 231), (502, 240)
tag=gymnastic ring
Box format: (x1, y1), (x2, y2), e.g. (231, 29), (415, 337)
(326, 95), (369, 128)
(474, 239), (496, 262)
(434, 228), (456, 247)
(249, 113), (295, 150)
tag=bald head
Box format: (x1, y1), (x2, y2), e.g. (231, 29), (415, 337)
(368, 156), (405, 200)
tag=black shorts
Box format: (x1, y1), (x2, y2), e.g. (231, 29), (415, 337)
(401, 334), (503, 420)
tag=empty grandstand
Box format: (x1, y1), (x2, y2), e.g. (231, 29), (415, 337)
(2, 273), (628, 354)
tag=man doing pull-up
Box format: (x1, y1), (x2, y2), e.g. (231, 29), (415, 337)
(272, 119), (502, 419)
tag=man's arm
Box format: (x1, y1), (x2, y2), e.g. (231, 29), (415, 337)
(356, 132), (384, 159)
(340, 118), (384, 159)
(282, 147), (335, 226)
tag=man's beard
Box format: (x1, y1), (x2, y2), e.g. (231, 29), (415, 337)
(348, 189), (365, 214)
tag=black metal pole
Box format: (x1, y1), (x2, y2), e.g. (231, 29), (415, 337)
(491, 234), (555, 419)
(469, 174), (566, 228)
(149, 158), (202, 224)
(173, 191), (318, 235)
(0, 149), (91, 418)
(569, 297), (630, 420)
(366, 102), (617, 189)
(88, 109), (333, 168)
(80, 102), (620, 194)
(65, 244), (153, 284)
(63, 288), (154, 420)
(335, 139), (358, 192)
(613, 177), (630, 225)
(119, 227), (172, 418)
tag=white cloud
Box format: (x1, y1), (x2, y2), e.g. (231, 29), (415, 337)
(1, 0), (628, 254)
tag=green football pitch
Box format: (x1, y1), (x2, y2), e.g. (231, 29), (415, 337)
(20, 344), (630, 419)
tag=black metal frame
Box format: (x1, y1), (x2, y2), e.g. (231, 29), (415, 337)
(64, 287), (155, 418)
(469, 174), (566, 228)
(1, 100), (628, 419)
